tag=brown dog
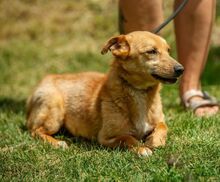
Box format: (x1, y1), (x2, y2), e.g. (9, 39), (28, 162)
(26, 31), (184, 156)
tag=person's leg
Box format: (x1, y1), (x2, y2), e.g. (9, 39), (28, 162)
(119, 0), (163, 33)
(174, 0), (218, 117)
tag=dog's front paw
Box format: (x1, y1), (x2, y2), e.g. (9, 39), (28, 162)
(146, 135), (166, 148)
(132, 146), (153, 157)
(57, 141), (68, 149)
(137, 147), (153, 157)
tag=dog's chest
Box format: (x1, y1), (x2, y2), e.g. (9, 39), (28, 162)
(131, 93), (153, 138)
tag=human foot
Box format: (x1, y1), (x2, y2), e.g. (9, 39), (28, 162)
(182, 89), (219, 117)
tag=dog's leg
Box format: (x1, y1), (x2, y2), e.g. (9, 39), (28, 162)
(27, 94), (67, 148)
(32, 127), (68, 148)
(145, 122), (168, 148)
(98, 134), (152, 156)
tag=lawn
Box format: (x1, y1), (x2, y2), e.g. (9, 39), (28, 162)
(0, 0), (220, 181)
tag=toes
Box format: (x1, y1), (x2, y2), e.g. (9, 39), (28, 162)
(57, 141), (68, 149)
(195, 106), (219, 117)
(213, 106), (219, 112)
(195, 108), (205, 117)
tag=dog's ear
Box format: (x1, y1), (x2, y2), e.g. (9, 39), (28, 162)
(101, 35), (130, 59)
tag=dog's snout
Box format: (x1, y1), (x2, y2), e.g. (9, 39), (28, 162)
(174, 65), (184, 76)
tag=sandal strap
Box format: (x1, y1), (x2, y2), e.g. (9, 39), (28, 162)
(182, 89), (203, 107)
(188, 99), (219, 111)
(182, 89), (219, 109)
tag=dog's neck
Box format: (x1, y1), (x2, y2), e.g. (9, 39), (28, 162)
(106, 61), (161, 138)
(105, 61), (161, 106)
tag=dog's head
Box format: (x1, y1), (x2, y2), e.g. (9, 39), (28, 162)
(101, 31), (184, 88)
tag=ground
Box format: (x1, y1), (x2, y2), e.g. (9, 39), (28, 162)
(0, 0), (220, 181)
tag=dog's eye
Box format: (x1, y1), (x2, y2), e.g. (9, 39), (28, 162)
(146, 49), (157, 55)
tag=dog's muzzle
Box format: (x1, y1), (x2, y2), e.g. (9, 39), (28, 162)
(151, 64), (184, 84)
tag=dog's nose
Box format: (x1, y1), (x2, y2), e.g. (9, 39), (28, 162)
(174, 65), (184, 76)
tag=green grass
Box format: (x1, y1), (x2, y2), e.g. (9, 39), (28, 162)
(0, 0), (220, 181)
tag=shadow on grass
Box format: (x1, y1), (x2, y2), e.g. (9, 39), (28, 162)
(202, 46), (220, 85)
(0, 97), (26, 114)
(56, 127), (126, 152)
(0, 97), (28, 132)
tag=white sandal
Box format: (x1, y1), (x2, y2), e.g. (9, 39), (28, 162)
(182, 89), (219, 112)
